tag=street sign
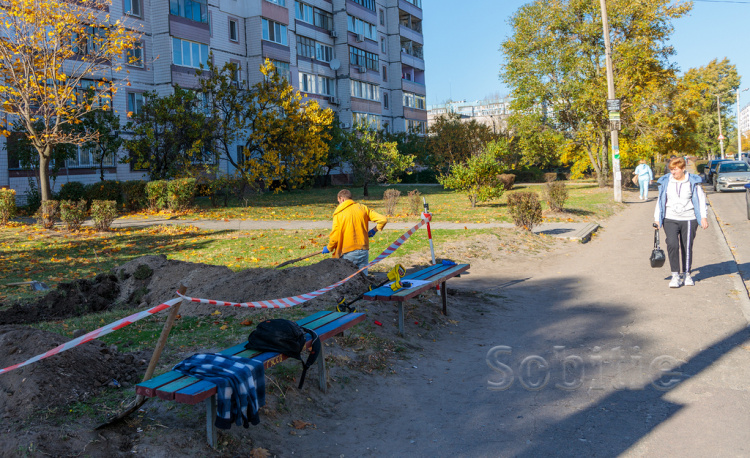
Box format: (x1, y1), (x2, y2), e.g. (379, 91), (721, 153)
(718, 134), (725, 141)
(606, 99), (621, 112)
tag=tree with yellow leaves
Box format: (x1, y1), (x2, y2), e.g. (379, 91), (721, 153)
(0, 0), (140, 202)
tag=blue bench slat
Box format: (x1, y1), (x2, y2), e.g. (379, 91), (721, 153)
(402, 264), (445, 280)
(174, 380), (217, 404)
(136, 371), (186, 397)
(390, 264), (469, 299)
(156, 376), (202, 400)
(363, 264), (470, 302)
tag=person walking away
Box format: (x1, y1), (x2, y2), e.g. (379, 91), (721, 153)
(633, 159), (653, 200)
(653, 157), (708, 288)
(323, 189), (387, 274)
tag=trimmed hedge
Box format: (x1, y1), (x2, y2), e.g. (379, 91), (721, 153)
(91, 200), (118, 231)
(59, 200), (87, 231)
(507, 192), (542, 231)
(121, 180), (147, 212)
(0, 188), (16, 225)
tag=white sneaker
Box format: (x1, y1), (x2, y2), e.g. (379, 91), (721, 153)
(669, 274), (682, 288)
(683, 273), (694, 286)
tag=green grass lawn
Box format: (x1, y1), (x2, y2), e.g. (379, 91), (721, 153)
(140, 182), (622, 224)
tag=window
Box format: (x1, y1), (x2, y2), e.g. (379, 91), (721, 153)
(404, 0), (421, 7)
(403, 92), (426, 109)
(350, 80), (379, 101)
(296, 35), (315, 59)
(230, 61), (242, 83)
(72, 26), (107, 55)
(265, 0), (285, 5)
(66, 145), (116, 168)
(262, 19), (287, 45)
(172, 37), (209, 68)
(128, 92), (144, 115)
(406, 119), (426, 133)
(351, 0), (375, 11)
(314, 9), (333, 31)
(236, 145), (245, 165)
(229, 19), (238, 42)
(380, 36), (386, 54)
(299, 72), (335, 96)
(295, 1), (313, 23)
(349, 46), (378, 71)
(379, 8), (385, 25)
(347, 15), (376, 41)
(124, 0), (141, 17)
(316, 43), (333, 62)
(126, 41), (144, 67)
(270, 60), (290, 81)
(353, 112), (381, 129)
(169, 0), (208, 23)
(382, 65), (387, 81)
(383, 91), (389, 109)
(74, 80), (102, 107)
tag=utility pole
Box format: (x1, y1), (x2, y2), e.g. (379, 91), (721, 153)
(717, 95), (725, 159)
(599, 0), (621, 203)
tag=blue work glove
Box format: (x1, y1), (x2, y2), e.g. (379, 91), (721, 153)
(322, 247), (330, 254)
(368, 228), (377, 238)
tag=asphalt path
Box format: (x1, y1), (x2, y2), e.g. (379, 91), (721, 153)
(706, 185), (750, 295)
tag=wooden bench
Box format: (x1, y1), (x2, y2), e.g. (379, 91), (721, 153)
(362, 262), (470, 335)
(135, 310), (366, 448)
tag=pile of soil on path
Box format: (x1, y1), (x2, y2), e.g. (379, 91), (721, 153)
(0, 325), (150, 421)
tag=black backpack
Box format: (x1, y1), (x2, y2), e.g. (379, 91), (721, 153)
(244, 319), (321, 389)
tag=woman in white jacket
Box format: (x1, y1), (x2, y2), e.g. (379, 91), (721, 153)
(633, 159), (653, 200)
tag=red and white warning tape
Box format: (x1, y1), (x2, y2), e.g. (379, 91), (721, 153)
(176, 213), (431, 308)
(0, 214), (431, 375)
(0, 298), (182, 376)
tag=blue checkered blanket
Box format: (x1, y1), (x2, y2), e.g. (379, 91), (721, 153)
(174, 353), (265, 429)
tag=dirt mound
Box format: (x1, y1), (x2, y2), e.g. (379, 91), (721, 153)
(114, 255), (372, 317)
(0, 325), (150, 420)
(0, 274), (122, 325)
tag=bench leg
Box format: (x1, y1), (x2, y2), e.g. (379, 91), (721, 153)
(317, 343), (327, 393)
(441, 281), (448, 316)
(206, 394), (217, 449)
(398, 302), (405, 336)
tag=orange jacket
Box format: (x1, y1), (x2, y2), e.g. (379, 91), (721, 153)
(327, 200), (387, 258)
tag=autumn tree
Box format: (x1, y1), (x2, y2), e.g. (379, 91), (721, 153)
(0, 0), (140, 201)
(427, 112), (496, 169)
(438, 140), (507, 208)
(124, 87), (215, 179)
(345, 124), (414, 197)
(78, 108), (122, 181)
(501, 0), (690, 186)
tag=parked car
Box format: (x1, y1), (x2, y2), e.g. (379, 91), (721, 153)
(706, 159), (732, 184)
(714, 161), (750, 192)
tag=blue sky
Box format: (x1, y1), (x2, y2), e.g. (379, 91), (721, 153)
(422, 0), (750, 114)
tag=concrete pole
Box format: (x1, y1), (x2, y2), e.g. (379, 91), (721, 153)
(717, 95), (725, 159)
(599, 0), (622, 202)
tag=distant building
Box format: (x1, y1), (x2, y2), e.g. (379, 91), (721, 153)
(427, 97), (512, 134)
(740, 103), (750, 138)
(0, 0), (427, 201)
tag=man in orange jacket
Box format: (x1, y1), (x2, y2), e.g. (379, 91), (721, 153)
(323, 189), (387, 274)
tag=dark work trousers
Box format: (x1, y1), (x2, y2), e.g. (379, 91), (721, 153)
(663, 218), (698, 274)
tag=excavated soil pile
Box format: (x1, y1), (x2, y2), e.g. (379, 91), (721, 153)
(0, 325), (150, 420)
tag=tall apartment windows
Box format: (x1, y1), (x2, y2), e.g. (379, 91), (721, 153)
(382, 65), (387, 82)
(294, 1), (313, 23)
(229, 19), (238, 42)
(172, 38), (209, 68)
(299, 72), (335, 96)
(406, 119), (426, 133)
(351, 0), (375, 11)
(379, 8), (385, 25)
(270, 60), (290, 81)
(72, 27), (106, 55)
(349, 46), (378, 71)
(262, 19), (288, 45)
(403, 92), (426, 109)
(382, 91), (389, 109)
(296, 35), (315, 59)
(127, 92), (144, 116)
(126, 41), (144, 67)
(314, 9), (333, 30)
(380, 36), (387, 53)
(350, 80), (380, 101)
(316, 43), (333, 62)
(66, 145), (116, 168)
(404, 0), (421, 7)
(265, 0), (285, 5)
(124, 0), (141, 17)
(353, 112), (381, 129)
(170, 0), (208, 23)
(347, 15), (376, 41)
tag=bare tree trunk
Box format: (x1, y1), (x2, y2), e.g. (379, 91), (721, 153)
(38, 147), (52, 202)
(363, 181), (369, 197)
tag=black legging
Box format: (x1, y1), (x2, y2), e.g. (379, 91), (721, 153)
(663, 219), (698, 274)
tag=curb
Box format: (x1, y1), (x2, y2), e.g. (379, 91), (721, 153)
(535, 221), (599, 243)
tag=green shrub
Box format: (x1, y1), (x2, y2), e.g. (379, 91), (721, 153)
(544, 181), (568, 212)
(59, 200), (88, 231)
(90, 200), (118, 231)
(57, 181), (86, 202)
(438, 147), (504, 208)
(383, 188), (401, 216)
(509, 167), (544, 183)
(497, 174), (516, 191)
(84, 180), (123, 207)
(23, 181), (42, 211)
(543, 172), (557, 183)
(121, 180), (147, 212)
(407, 189), (422, 216)
(35, 200), (59, 229)
(507, 192), (542, 231)
(145, 180), (170, 210)
(167, 178), (197, 211)
(0, 188), (17, 225)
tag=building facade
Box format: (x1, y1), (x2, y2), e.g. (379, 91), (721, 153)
(0, 0), (427, 201)
(740, 103), (750, 138)
(427, 97), (512, 134)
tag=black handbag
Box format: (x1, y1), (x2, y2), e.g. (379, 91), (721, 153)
(650, 225), (666, 268)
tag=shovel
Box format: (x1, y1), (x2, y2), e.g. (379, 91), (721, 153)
(275, 250), (325, 269)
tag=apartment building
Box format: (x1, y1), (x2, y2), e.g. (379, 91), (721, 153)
(427, 97), (511, 134)
(740, 103), (750, 138)
(0, 0), (427, 200)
